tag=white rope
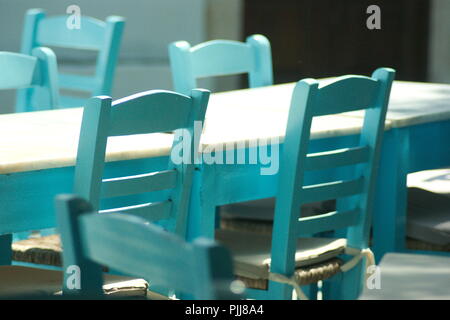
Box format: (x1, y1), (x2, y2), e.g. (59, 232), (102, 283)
(268, 273), (309, 300)
(267, 246), (375, 300)
(341, 247), (376, 283)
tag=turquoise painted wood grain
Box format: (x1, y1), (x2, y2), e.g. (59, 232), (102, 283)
(17, 8), (125, 110)
(169, 34), (273, 94)
(0, 48), (59, 111)
(74, 88), (209, 238)
(56, 194), (240, 299)
(108, 90), (194, 136)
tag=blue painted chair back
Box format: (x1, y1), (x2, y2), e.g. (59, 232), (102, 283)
(0, 49), (59, 111)
(270, 68), (395, 292)
(56, 194), (240, 299)
(169, 34), (273, 95)
(74, 88), (209, 238)
(17, 8), (125, 111)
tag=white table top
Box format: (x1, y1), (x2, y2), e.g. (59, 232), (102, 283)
(0, 90), (365, 174)
(3, 79), (449, 175)
(347, 81), (450, 127)
(245, 80), (450, 128)
(360, 253), (450, 300)
(260, 78), (450, 128)
(4, 79), (449, 175)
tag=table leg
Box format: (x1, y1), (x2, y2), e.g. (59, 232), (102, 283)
(372, 129), (409, 262)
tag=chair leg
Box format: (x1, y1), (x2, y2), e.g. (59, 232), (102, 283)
(267, 281), (293, 300)
(321, 273), (343, 300)
(0, 234), (12, 265)
(300, 283), (318, 300)
(322, 260), (364, 300)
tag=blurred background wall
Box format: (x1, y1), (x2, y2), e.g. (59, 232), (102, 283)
(0, 0), (448, 113)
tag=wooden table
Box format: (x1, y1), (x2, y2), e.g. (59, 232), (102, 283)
(0, 85), (365, 265)
(1, 80), (449, 264)
(359, 253), (450, 300)
(186, 81), (450, 262)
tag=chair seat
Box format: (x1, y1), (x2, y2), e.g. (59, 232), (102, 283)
(220, 198), (335, 235)
(221, 217), (273, 235)
(220, 198), (277, 222)
(237, 258), (342, 289)
(13, 234), (62, 266)
(0, 265), (148, 299)
(407, 188), (450, 247)
(215, 229), (346, 282)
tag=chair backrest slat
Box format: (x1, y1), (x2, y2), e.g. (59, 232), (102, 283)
(36, 16), (106, 50)
(313, 76), (380, 116)
(190, 40), (254, 78)
(297, 209), (360, 237)
(56, 194), (241, 299)
(80, 213), (194, 292)
(169, 34), (273, 95)
(300, 177), (365, 205)
(305, 146), (370, 171)
(109, 90), (193, 136)
(101, 170), (177, 199)
(100, 201), (172, 222)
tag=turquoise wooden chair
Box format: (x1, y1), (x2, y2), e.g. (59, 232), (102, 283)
(56, 194), (241, 300)
(0, 49), (59, 111)
(17, 8), (125, 111)
(169, 34), (273, 95)
(215, 68), (396, 299)
(12, 88), (210, 267)
(74, 88), (209, 225)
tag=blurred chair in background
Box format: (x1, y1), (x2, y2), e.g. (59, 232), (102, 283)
(170, 34), (287, 233)
(169, 34), (273, 95)
(56, 194), (242, 300)
(17, 8), (125, 111)
(0, 48), (59, 112)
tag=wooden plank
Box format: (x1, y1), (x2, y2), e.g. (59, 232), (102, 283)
(100, 200), (172, 221)
(314, 76), (379, 116)
(109, 90), (192, 136)
(301, 177), (365, 204)
(297, 208), (360, 236)
(305, 146), (370, 171)
(101, 169), (177, 198)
